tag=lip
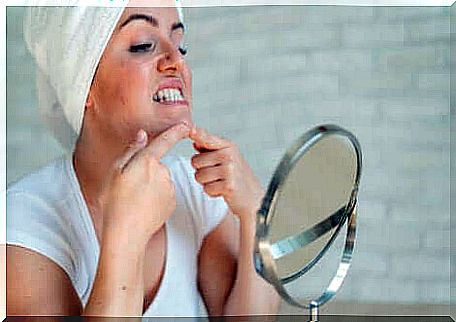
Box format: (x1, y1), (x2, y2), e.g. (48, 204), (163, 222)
(154, 77), (184, 96)
(157, 100), (189, 107)
(152, 77), (189, 107)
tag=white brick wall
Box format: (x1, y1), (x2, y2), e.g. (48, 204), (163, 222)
(6, 5), (452, 306)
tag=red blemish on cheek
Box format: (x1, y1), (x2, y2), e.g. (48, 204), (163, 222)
(120, 93), (127, 106)
(115, 81), (127, 106)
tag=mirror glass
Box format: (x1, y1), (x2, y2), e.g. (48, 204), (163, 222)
(269, 134), (356, 276)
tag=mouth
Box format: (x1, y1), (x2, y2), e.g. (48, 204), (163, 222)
(152, 79), (188, 106)
(152, 88), (185, 104)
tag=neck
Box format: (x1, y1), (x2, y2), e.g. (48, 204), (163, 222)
(72, 129), (125, 241)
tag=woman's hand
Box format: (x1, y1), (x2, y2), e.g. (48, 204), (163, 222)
(99, 123), (190, 248)
(189, 125), (264, 218)
(191, 126), (281, 316)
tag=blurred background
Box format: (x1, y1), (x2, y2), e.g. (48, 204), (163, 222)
(7, 4), (454, 316)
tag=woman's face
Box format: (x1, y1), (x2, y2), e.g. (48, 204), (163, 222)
(87, 1), (192, 143)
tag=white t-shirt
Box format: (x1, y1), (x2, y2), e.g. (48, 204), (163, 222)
(7, 154), (229, 317)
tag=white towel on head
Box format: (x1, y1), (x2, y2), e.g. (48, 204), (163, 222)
(23, 1), (184, 151)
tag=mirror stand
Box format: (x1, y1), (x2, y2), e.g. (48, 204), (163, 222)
(309, 301), (319, 322)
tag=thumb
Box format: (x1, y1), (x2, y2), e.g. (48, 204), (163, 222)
(115, 129), (148, 171)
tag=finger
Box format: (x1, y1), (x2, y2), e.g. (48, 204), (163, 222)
(191, 150), (228, 170)
(189, 125), (230, 151)
(194, 165), (224, 185)
(115, 129), (148, 170)
(193, 142), (213, 153)
(202, 180), (226, 197)
(144, 123), (190, 160)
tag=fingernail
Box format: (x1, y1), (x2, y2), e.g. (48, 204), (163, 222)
(137, 129), (147, 144)
(179, 124), (189, 132)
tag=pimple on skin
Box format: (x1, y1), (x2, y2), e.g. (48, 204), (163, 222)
(120, 93), (127, 106)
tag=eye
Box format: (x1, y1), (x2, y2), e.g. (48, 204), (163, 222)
(129, 43), (155, 53)
(178, 43), (188, 56)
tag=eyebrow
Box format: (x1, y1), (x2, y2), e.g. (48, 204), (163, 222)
(120, 13), (185, 33)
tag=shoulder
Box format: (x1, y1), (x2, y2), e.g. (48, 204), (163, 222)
(7, 155), (81, 284)
(7, 156), (76, 233)
(8, 155), (70, 202)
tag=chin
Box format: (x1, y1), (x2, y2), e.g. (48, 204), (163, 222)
(146, 116), (193, 136)
(166, 114), (193, 129)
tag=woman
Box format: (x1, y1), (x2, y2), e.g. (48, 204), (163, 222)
(7, 0), (280, 317)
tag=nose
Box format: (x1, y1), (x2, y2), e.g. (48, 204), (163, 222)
(157, 39), (184, 74)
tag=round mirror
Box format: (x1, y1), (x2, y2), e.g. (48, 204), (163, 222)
(254, 124), (362, 319)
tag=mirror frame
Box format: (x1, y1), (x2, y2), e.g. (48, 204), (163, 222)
(254, 124), (362, 309)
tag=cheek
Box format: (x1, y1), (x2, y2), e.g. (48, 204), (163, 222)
(115, 83), (128, 106)
(188, 71), (193, 91)
(115, 60), (154, 105)
(184, 66), (193, 94)
(186, 64), (192, 83)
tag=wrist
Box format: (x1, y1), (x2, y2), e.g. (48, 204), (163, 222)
(101, 223), (149, 255)
(237, 189), (264, 221)
(238, 211), (256, 241)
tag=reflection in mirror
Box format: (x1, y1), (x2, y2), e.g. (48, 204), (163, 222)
(283, 215), (348, 302)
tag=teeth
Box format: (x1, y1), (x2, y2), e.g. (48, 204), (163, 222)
(153, 88), (184, 103)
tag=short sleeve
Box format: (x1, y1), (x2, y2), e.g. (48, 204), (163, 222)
(6, 190), (77, 282)
(171, 156), (229, 238)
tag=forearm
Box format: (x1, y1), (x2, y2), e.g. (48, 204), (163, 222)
(223, 213), (281, 316)
(83, 228), (146, 318)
